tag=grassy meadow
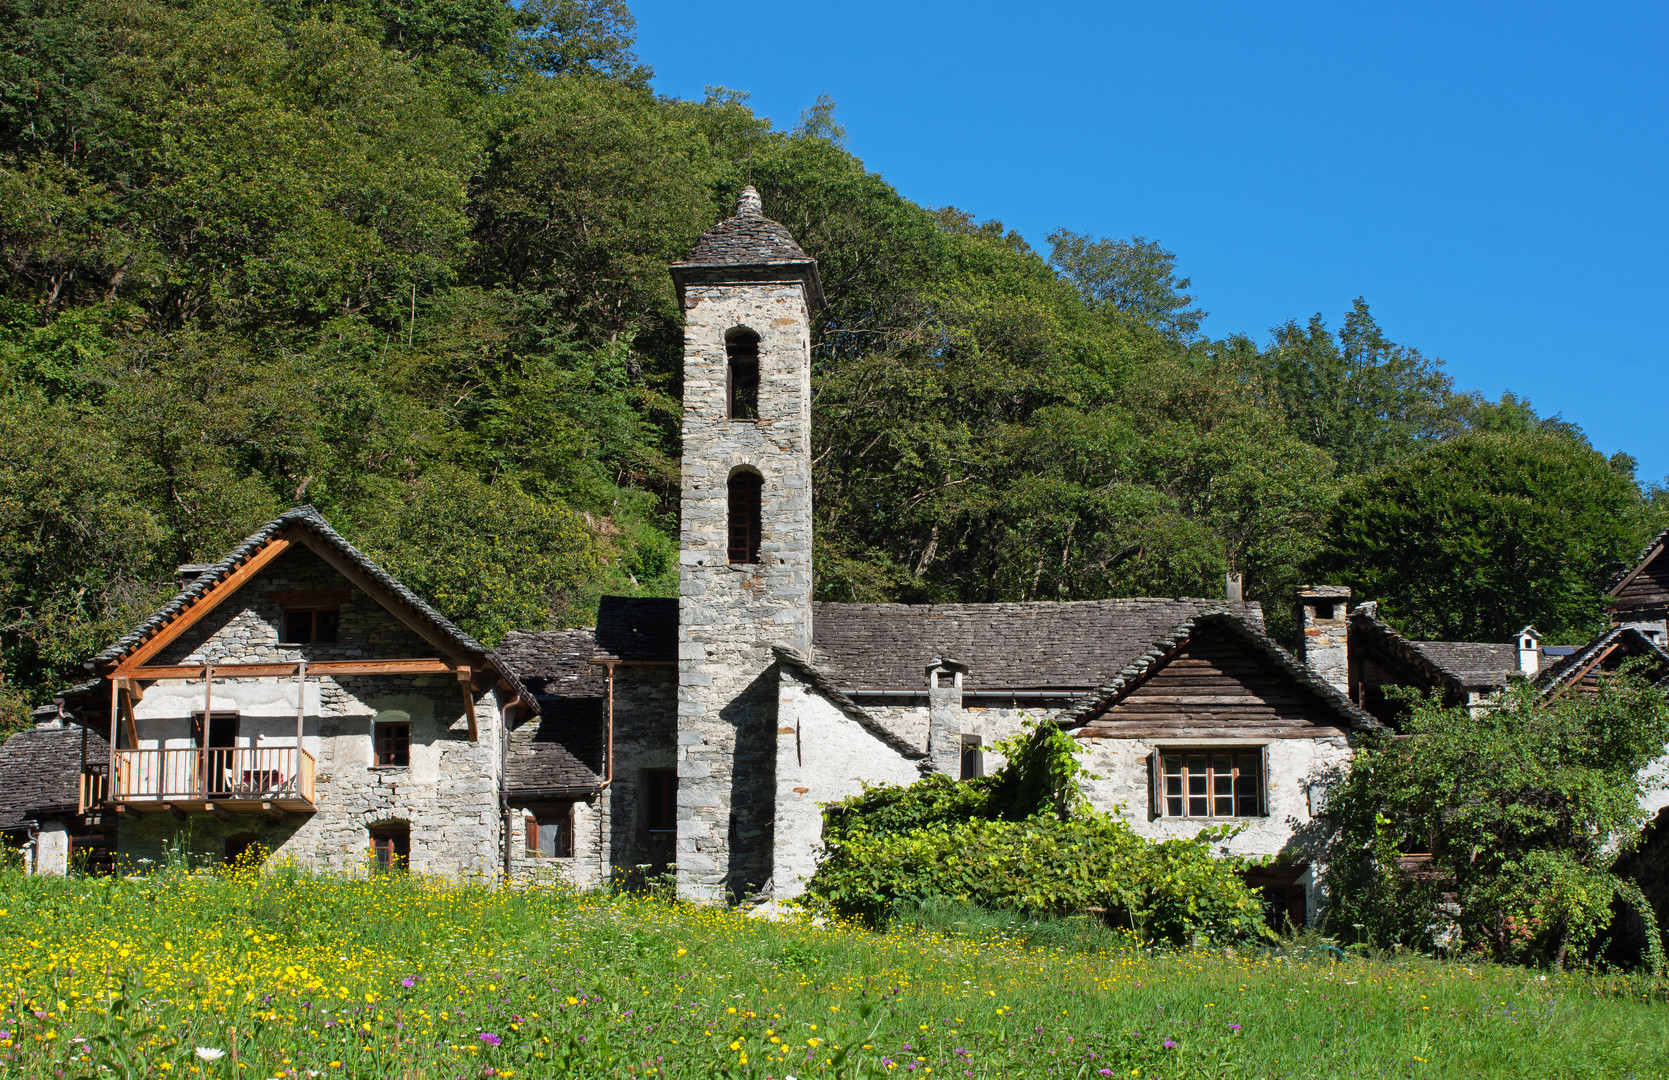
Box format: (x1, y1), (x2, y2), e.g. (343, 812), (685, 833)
(0, 867), (1664, 1079)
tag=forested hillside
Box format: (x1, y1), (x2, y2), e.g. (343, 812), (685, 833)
(2, 0), (1663, 725)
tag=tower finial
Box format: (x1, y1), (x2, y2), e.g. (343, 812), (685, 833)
(738, 185), (762, 216)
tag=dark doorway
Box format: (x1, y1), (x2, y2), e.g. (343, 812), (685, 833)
(370, 824), (410, 874)
(192, 710), (240, 797)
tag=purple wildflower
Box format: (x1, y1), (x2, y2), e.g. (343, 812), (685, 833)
(478, 1033), (501, 1047)
(1098, 1071), (1113, 1077)
(1229, 1023), (1241, 1032)
(1164, 1039), (1178, 1049)
(401, 978), (416, 989)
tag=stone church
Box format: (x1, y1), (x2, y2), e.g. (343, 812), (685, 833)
(7, 189), (1661, 923)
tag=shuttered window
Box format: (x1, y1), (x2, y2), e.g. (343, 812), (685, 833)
(1159, 751), (1264, 818)
(726, 331), (760, 420)
(727, 472), (763, 564)
(370, 825), (409, 874)
(524, 805), (574, 858)
(374, 722), (410, 767)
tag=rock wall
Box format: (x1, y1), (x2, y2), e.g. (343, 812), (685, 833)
(607, 666), (678, 883)
(676, 277), (814, 902)
(772, 669), (920, 897)
(1077, 734), (1352, 914)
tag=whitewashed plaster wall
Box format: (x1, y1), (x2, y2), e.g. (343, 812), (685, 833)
(771, 669), (920, 897)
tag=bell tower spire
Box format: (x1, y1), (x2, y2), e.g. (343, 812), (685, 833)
(668, 188), (822, 902)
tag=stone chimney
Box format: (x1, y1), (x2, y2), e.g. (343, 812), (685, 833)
(1516, 625), (1542, 678)
(1225, 572), (1243, 604)
(926, 658), (968, 777)
(1295, 585), (1351, 695)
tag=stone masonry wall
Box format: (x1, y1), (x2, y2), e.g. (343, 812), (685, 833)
(677, 277), (814, 902)
(606, 666), (678, 882)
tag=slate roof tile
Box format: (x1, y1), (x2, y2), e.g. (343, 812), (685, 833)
(81, 506), (532, 710)
(499, 629), (605, 795)
(0, 725), (106, 831)
(1056, 609), (1381, 732)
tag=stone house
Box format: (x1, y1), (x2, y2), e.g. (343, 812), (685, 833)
(16, 507), (540, 876)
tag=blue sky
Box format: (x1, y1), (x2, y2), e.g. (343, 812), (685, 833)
(634, 1), (1669, 484)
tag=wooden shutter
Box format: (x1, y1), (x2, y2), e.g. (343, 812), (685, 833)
(524, 814), (539, 855)
(1259, 744), (1271, 817)
(1148, 748), (1162, 818)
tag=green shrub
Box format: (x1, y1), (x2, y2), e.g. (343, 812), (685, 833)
(804, 721), (1270, 946)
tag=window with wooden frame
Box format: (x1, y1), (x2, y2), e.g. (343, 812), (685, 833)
(725, 329), (760, 420)
(524, 804), (575, 858)
(270, 590), (347, 644)
(644, 769), (677, 833)
(727, 472), (763, 565)
(369, 824), (409, 874)
(373, 721), (410, 767)
(1149, 749), (1265, 819)
(959, 734), (984, 780)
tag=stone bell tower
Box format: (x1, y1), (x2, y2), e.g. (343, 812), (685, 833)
(669, 186), (823, 902)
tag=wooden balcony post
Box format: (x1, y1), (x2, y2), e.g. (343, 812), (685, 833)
(200, 665), (213, 799)
(107, 680), (119, 804)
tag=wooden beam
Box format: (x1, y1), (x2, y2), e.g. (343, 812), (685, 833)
(114, 538), (295, 675)
(458, 666), (478, 742)
(114, 676), (143, 704)
(130, 659), (455, 681)
(203, 802), (229, 821)
(261, 801), (284, 821)
(1546, 642), (1623, 705)
(291, 532), (472, 665)
(165, 803), (186, 820)
(114, 680), (139, 748)
(1609, 542), (1664, 598)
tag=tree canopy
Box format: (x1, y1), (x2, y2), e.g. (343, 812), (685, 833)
(0, 0), (1661, 728)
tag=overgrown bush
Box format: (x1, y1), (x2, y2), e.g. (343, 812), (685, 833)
(803, 722), (1269, 947)
(1323, 671), (1669, 972)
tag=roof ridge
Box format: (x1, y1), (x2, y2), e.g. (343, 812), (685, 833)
(1058, 608), (1380, 732)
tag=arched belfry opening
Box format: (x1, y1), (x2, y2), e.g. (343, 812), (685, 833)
(727, 469), (763, 564)
(725, 328), (760, 420)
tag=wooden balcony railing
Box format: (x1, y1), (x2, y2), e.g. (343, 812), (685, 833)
(102, 747), (317, 812)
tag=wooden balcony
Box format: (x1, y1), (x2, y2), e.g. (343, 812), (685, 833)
(87, 747), (317, 815)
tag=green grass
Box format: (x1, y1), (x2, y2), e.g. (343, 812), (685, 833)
(0, 867), (1664, 1078)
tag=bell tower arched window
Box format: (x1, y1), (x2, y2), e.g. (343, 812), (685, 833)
(725, 329), (759, 420)
(727, 471), (763, 564)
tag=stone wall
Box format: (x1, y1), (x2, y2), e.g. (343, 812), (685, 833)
(1077, 734), (1352, 915)
(772, 668), (920, 897)
(676, 277), (814, 902)
(606, 666), (678, 882)
(506, 796), (603, 887)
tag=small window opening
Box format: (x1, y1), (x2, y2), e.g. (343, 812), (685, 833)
(644, 769), (677, 833)
(726, 331), (759, 420)
(282, 608), (340, 643)
(959, 735), (984, 780)
(224, 834), (265, 867)
(525, 804), (575, 858)
(1312, 602), (1334, 621)
(369, 824), (410, 874)
(374, 722), (410, 767)
(727, 472), (763, 564)
(1161, 751), (1263, 818)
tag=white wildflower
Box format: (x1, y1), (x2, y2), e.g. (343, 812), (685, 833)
(194, 1047), (227, 1061)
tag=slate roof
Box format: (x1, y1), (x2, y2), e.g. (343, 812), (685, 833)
(678, 187), (813, 266)
(670, 187), (825, 309)
(772, 647), (927, 760)
(1055, 609), (1382, 732)
(810, 599), (1266, 692)
(1348, 602), (1520, 692)
(593, 596), (679, 663)
(1607, 525), (1669, 596)
(582, 596), (1269, 692)
(0, 725), (106, 832)
(1410, 641), (1521, 690)
(1532, 626), (1669, 698)
(81, 506), (530, 707)
(499, 630), (605, 795)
